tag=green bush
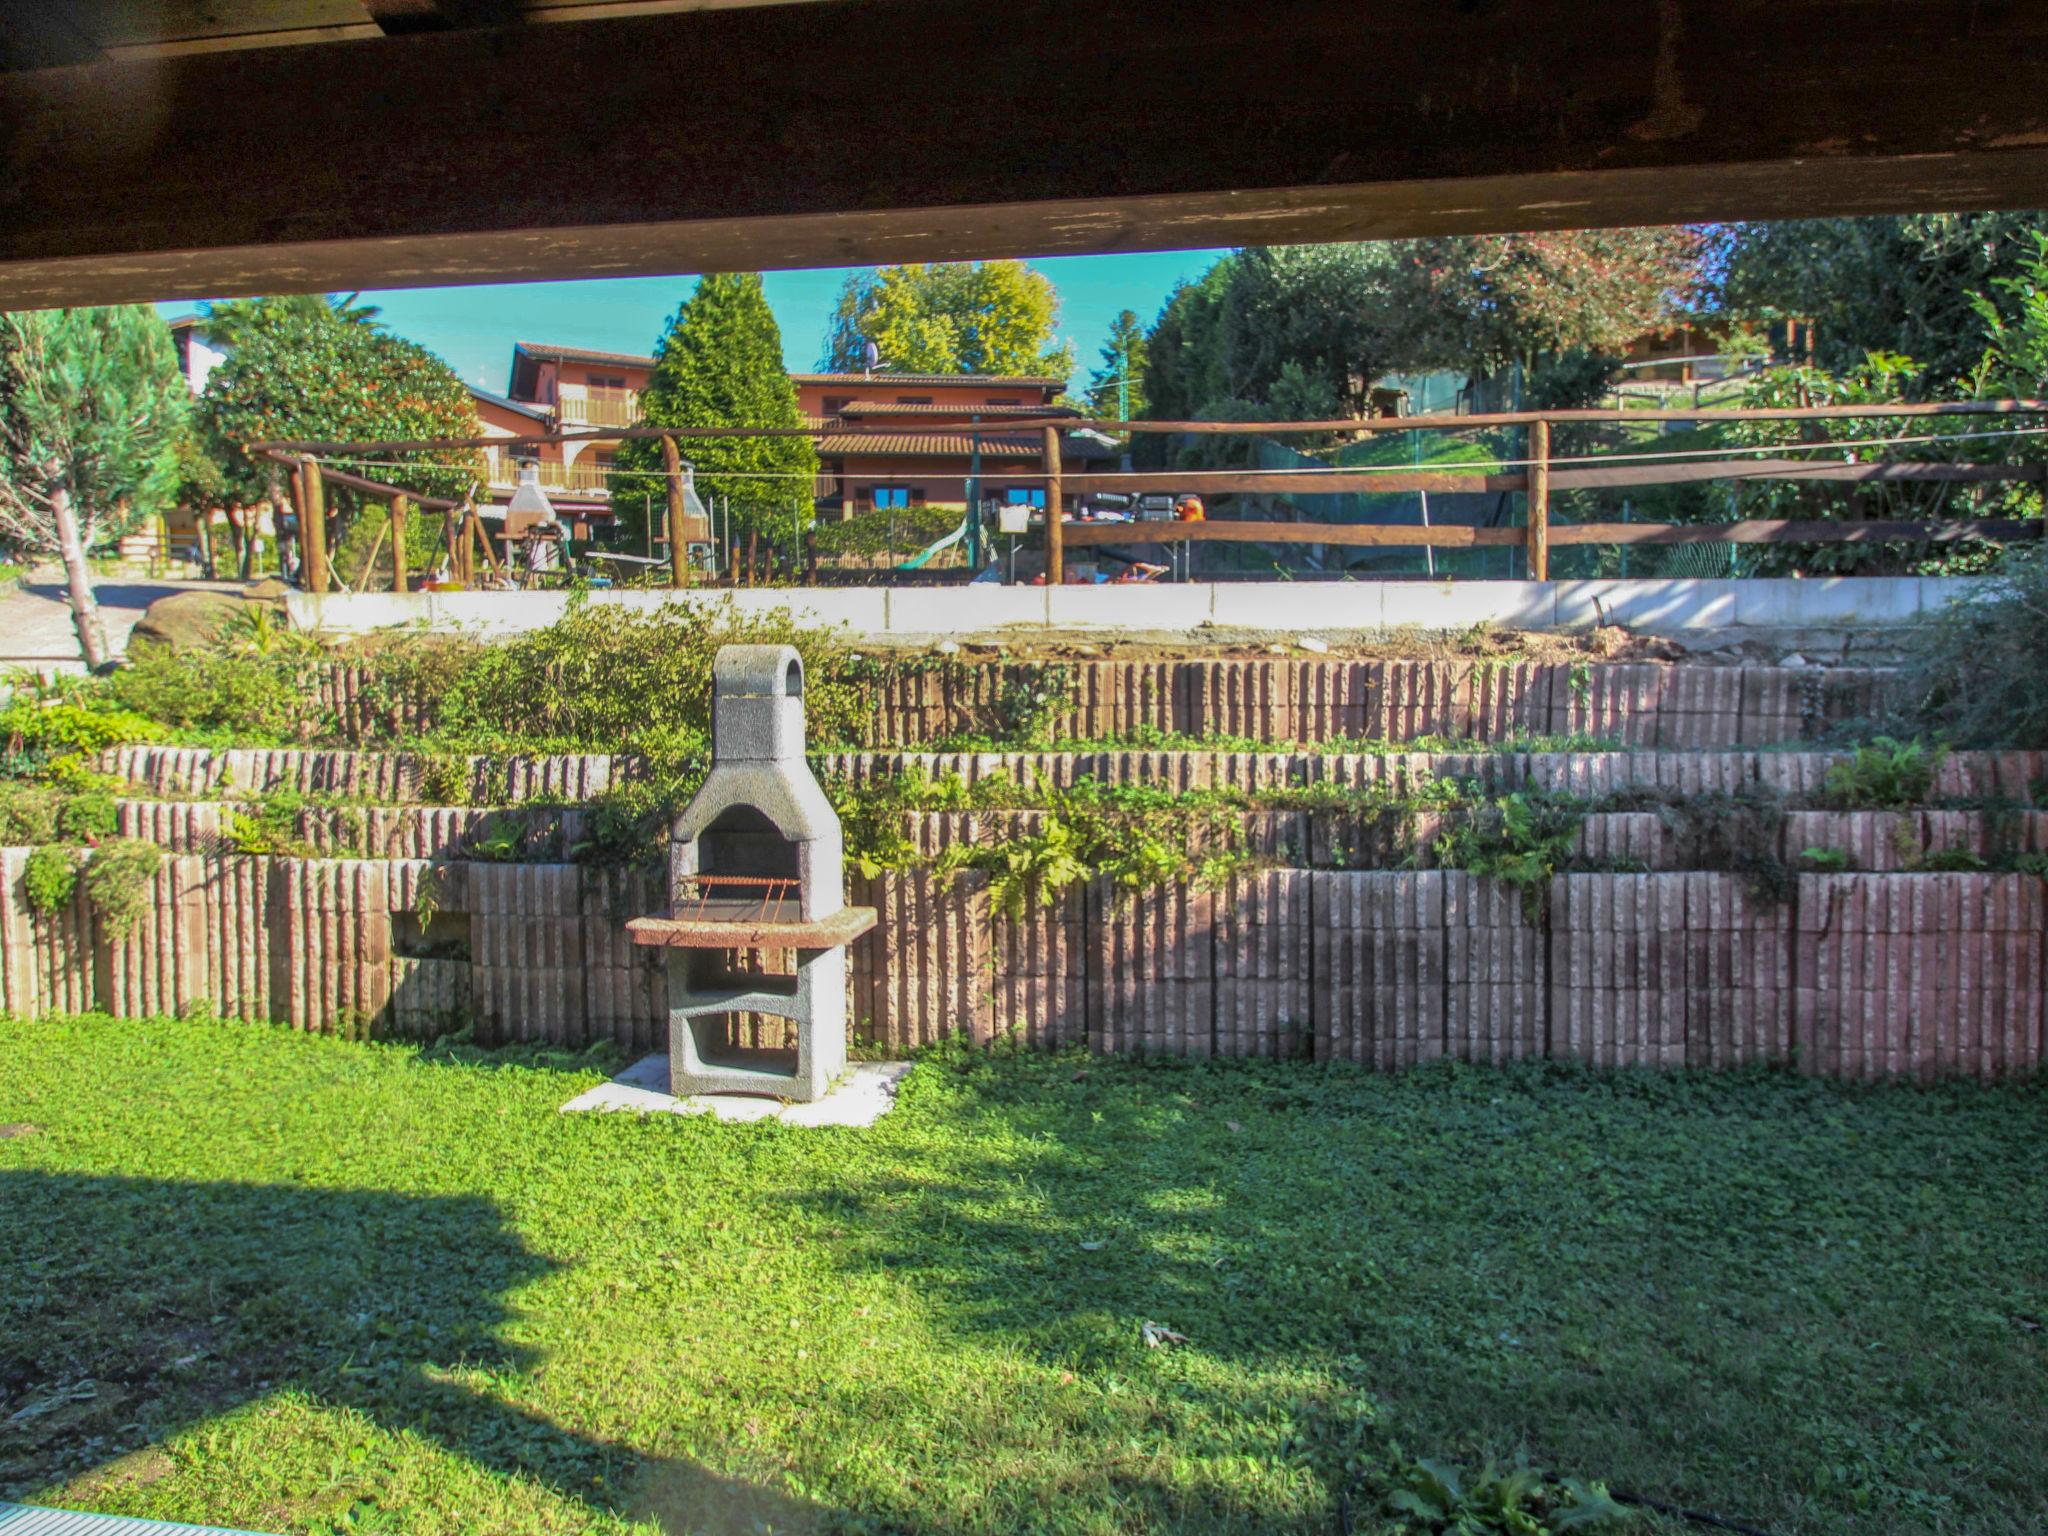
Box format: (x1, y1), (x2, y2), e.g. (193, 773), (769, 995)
(83, 838), (163, 933)
(0, 781), (60, 844)
(1821, 737), (1944, 809)
(21, 844), (79, 915)
(0, 692), (157, 757)
(427, 594), (860, 756)
(107, 644), (315, 745)
(1897, 548), (2048, 747)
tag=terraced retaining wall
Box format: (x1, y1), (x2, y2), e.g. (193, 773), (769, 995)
(315, 658), (1897, 750)
(3, 849), (2039, 1080)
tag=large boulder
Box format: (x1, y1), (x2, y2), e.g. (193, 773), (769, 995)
(127, 585), (288, 654)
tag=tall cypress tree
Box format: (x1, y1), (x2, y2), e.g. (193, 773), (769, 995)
(613, 274), (817, 552)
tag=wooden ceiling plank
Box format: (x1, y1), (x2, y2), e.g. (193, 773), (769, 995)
(2, 0), (2046, 306)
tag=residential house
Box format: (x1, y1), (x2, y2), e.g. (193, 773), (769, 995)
(486, 346), (1108, 530)
(791, 372), (1103, 518)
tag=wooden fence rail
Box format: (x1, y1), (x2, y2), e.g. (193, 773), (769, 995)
(256, 401), (2048, 592)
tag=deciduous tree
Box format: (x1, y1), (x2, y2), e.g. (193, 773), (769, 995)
(1718, 213), (2048, 389)
(822, 262), (1074, 381)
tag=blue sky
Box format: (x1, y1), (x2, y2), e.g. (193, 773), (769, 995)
(159, 249), (1229, 393)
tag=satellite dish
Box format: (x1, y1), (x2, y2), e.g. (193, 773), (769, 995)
(863, 339), (880, 374)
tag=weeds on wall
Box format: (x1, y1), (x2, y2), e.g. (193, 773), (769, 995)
(1428, 792), (1586, 920)
(1821, 736), (1946, 809)
(21, 844), (79, 915)
(81, 838), (163, 933)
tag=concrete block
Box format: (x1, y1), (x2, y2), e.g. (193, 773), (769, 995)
(1738, 577), (1921, 627)
(886, 584), (1048, 634)
(1557, 579), (1740, 631)
(1208, 583), (1380, 631)
(1046, 582), (1214, 631)
(1378, 580), (1556, 632)
(563, 1053), (910, 1125)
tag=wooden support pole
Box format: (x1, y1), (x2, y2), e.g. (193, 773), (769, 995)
(298, 455), (329, 594)
(389, 494), (411, 593)
(1526, 417), (1550, 581)
(661, 435), (690, 588)
(1043, 423), (1064, 587)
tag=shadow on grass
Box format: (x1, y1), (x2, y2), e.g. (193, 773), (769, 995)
(779, 1052), (2048, 1536)
(0, 1170), (835, 1534)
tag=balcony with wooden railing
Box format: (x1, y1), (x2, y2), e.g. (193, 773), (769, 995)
(556, 389), (640, 427)
(488, 451), (614, 494)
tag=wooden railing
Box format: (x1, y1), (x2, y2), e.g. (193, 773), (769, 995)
(556, 390), (639, 427)
(489, 453), (612, 492)
(254, 400), (2048, 590)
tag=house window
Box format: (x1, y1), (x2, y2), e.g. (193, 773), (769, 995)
(895, 395), (934, 405)
(986, 397), (1021, 406)
(872, 487), (912, 509)
(1003, 488), (1047, 508)
(822, 395), (853, 414)
(588, 373), (627, 391)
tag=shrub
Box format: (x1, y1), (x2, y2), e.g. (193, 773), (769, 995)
(82, 838), (163, 933)
(0, 781), (60, 844)
(107, 644), (315, 744)
(429, 594), (860, 754)
(1821, 736), (1943, 809)
(1897, 547), (2048, 747)
(21, 844), (79, 915)
(0, 692), (157, 757)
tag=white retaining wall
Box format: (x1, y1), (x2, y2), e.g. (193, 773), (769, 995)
(289, 577), (1989, 639)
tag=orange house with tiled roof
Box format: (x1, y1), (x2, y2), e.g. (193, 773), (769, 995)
(480, 345), (1108, 526)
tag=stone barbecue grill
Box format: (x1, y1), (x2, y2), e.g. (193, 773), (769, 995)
(626, 645), (875, 1101)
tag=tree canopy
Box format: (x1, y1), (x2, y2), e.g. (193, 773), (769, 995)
(199, 298), (480, 503)
(0, 305), (191, 553)
(821, 262), (1074, 381)
(1144, 230), (1701, 426)
(200, 292), (382, 351)
(612, 272), (817, 547)
(1717, 213), (2048, 389)
(1083, 309), (1150, 421)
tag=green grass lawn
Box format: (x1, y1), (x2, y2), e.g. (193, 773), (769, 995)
(3, 1015), (2046, 1536)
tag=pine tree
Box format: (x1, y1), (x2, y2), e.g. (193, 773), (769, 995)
(612, 273), (818, 553)
(1084, 309), (1150, 420)
(0, 307), (191, 667)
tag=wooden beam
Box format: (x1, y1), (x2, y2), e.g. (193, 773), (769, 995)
(6, 1), (2048, 306)
(1059, 517), (2042, 551)
(1059, 521), (1526, 550)
(389, 493), (411, 592)
(1548, 458), (2041, 490)
(297, 455), (329, 594)
(1526, 418), (1550, 580)
(1065, 471), (1532, 496)
(1043, 424), (1064, 587)
(1549, 519), (2042, 545)
(661, 434), (689, 589)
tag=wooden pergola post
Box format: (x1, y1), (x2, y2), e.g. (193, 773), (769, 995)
(390, 494), (411, 593)
(1042, 424), (1064, 586)
(1525, 417), (1550, 581)
(297, 455), (329, 594)
(661, 434), (690, 588)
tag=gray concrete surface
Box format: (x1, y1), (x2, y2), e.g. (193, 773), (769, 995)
(0, 570), (240, 675)
(560, 1054), (910, 1126)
